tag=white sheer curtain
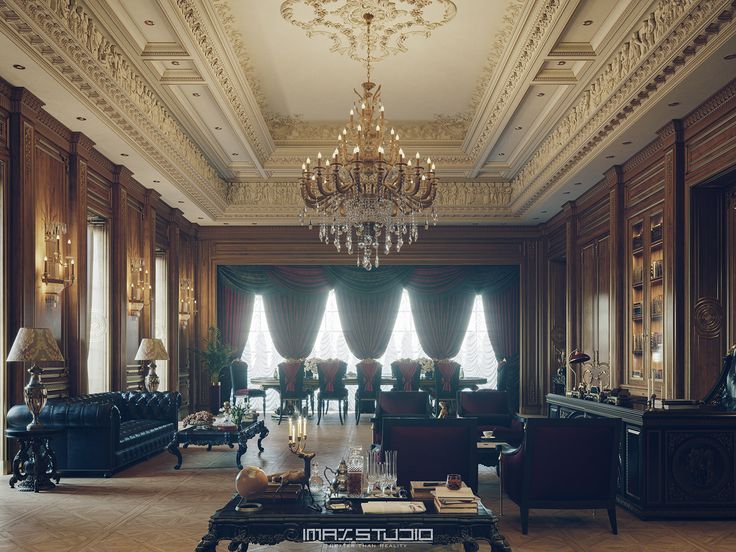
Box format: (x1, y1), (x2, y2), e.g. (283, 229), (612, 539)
(242, 290), (496, 411)
(154, 252), (168, 391)
(86, 223), (110, 394)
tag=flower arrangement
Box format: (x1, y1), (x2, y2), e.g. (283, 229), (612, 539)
(303, 357), (322, 374)
(230, 399), (251, 426)
(417, 357), (435, 374)
(182, 410), (215, 429)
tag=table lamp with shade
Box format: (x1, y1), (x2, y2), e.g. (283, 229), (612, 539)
(135, 338), (169, 392)
(6, 327), (64, 431)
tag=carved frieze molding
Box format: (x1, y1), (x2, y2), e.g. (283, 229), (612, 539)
(265, 151), (474, 169)
(511, 0), (736, 213)
(467, 0), (563, 160)
(0, 0), (228, 214)
(223, 180), (514, 223)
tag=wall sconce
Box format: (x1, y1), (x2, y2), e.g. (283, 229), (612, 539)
(41, 221), (75, 307)
(179, 278), (197, 329)
(129, 258), (151, 317)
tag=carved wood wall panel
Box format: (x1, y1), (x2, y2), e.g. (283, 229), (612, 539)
(0, 82), (198, 470)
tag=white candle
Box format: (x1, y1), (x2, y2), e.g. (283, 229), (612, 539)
(302, 417), (307, 439)
(289, 419), (293, 442)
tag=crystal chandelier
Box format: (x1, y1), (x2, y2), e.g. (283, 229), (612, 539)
(299, 13), (439, 270)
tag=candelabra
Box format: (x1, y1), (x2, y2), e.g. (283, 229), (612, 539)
(179, 278), (197, 329)
(286, 416), (315, 496)
(129, 258), (151, 317)
(41, 221), (75, 307)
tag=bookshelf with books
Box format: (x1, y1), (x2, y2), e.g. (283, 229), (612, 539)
(626, 208), (665, 397)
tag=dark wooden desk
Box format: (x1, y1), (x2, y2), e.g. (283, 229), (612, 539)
(546, 393), (736, 519)
(195, 495), (511, 552)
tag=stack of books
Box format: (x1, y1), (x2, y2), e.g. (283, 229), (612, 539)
(432, 485), (479, 514)
(410, 481), (447, 500)
(653, 399), (700, 410)
(250, 482), (303, 501)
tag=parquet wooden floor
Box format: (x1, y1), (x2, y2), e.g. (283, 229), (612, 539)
(1, 415), (735, 552)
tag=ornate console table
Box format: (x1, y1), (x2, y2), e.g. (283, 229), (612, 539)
(546, 394), (736, 519)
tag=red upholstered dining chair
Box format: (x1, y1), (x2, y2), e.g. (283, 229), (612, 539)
(316, 359), (348, 425)
(430, 360), (461, 416)
(457, 390), (524, 447)
(372, 391), (431, 445)
(500, 417), (622, 535)
(355, 360), (383, 424)
(229, 360), (266, 417)
(277, 360), (308, 425)
(390, 359), (422, 391)
(381, 417), (479, 493)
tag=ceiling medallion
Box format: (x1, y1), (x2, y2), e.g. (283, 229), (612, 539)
(280, 0), (457, 62)
(299, 13), (439, 271)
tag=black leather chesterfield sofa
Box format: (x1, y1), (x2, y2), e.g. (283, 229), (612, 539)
(7, 391), (181, 476)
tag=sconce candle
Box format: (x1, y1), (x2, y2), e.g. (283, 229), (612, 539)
(41, 221), (75, 307)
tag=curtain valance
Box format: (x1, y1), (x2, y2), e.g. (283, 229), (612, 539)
(218, 264), (518, 297)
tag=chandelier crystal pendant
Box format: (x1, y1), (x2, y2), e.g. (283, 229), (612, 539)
(299, 13), (439, 271)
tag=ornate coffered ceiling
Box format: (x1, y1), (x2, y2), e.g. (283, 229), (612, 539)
(0, 0), (735, 225)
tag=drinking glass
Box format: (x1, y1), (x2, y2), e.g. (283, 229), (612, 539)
(386, 450), (398, 494)
(365, 452), (378, 495)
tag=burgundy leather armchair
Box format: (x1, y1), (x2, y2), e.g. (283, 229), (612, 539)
(456, 390), (524, 447)
(371, 391), (431, 445)
(500, 417), (621, 534)
(381, 417), (479, 493)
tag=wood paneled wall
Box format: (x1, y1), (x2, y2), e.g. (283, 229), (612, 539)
(542, 78), (736, 402)
(0, 77), (198, 470)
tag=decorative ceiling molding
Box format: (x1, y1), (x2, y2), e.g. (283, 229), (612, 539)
(0, 0), (227, 214)
(264, 151), (474, 170)
(224, 180), (513, 222)
(279, 0), (457, 63)
(511, 0), (736, 213)
(266, 112), (470, 143)
(467, 0), (564, 160)
(211, 0), (525, 145)
(174, 0), (273, 162)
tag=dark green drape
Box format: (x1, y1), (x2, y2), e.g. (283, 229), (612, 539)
(408, 291), (475, 360)
(263, 291), (329, 359)
(483, 278), (520, 411)
(335, 286), (403, 359)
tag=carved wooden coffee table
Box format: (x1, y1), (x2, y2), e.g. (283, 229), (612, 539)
(167, 420), (268, 470)
(195, 494), (511, 551)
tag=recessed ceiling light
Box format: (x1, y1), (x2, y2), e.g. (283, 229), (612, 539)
(498, 152), (505, 156)
(144, 20), (155, 26)
(541, 210), (548, 214)
(668, 101), (680, 107)
(120, 153), (129, 157)
(214, 126), (222, 130)
(724, 53), (736, 60)
(232, 153), (239, 156)
(13, 64), (25, 70)
(557, 61), (566, 66)
(76, 116), (87, 121)
(563, 191), (571, 195)
(177, 201), (185, 204)
(192, 92), (201, 97)
(171, 60), (180, 66)
(536, 92), (545, 97)
(153, 179), (160, 183)
(223, 222), (229, 225)
(574, 181), (582, 186)
(605, 155), (615, 159)
(583, 20), (593, 26)
(514, 126), (522, 130)
(197, 217), (203, 220)
(622, 141), (632, 145)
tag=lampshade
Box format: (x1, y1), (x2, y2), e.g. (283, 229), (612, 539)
(568, 350), (591, 364)
(7, 328), (64, 362)
(135, 338), (169, 361)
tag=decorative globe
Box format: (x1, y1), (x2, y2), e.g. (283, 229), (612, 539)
(235, 466), (268, 498)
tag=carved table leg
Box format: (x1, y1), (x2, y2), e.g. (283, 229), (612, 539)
(167, 435), (183, 470)
(8, 439), (27, 489)
(236, 441), (247, 470)
(41, 436), (61, 485)
(463, 539), (480, 552)
(195, 531), (218, 552)
(257, 423), (269, 453)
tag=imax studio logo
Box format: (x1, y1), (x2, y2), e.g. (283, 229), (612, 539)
(303, 528), (433, 544)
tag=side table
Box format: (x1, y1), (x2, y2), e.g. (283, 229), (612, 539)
(5, 428), (62, 492)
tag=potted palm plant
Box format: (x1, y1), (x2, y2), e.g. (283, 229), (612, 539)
(192, 327), (237, 415)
